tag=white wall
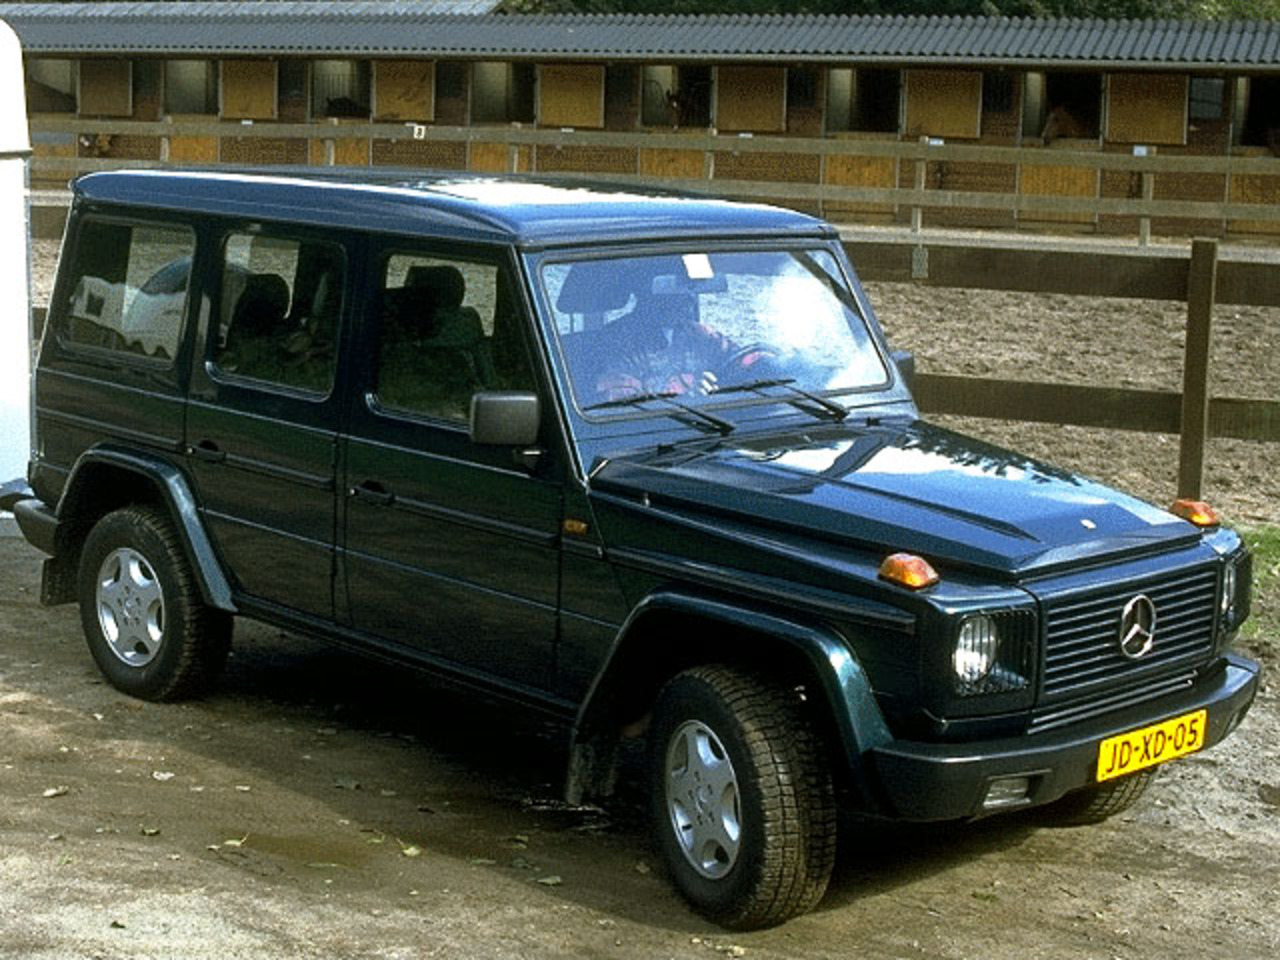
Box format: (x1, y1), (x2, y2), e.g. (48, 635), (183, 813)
(0, 19), (31, 486)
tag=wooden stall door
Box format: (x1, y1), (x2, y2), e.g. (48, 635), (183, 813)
(1019, 143), (1099, 226)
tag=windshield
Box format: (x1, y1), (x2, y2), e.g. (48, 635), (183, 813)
(541, 248), (888, 416)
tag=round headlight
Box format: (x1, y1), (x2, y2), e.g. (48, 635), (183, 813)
(954, 615), (999, 687)
(1221, 562), (1237, 617)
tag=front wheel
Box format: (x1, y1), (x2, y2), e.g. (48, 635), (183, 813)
(650, 665), (836, 930)
(78, 505), (231, 701)
(1041, 769), (1156, 826)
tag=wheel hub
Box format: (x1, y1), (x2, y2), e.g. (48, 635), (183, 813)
(695, 784), (713, 813)
(95, 547), (166, 668)
(665, 720), (742, 880)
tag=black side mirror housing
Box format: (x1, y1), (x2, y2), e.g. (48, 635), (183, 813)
(469, 391), (541, 447)
(891, 349), (916, 392)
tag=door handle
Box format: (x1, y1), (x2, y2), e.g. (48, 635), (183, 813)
(350, 480), (395, 507)
(189, 440), (226, 464)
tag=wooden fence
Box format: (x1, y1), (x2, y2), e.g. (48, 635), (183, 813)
(27, 117), (1280, 237)
(25, 134), (1280, 499)
(847, 236), (1279, 499)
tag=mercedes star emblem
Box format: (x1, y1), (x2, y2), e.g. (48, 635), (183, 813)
(1118, 594), (1157, 660)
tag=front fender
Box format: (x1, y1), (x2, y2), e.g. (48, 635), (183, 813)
(57, 444), (236, 612)
(568, 587), (893, 803)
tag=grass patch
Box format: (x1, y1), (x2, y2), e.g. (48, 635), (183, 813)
(1240, 525), (1280, 665)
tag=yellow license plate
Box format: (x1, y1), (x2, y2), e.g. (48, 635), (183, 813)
(1096, 709), (1208, 782)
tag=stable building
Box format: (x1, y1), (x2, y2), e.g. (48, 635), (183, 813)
(3, 2), (1280, 235)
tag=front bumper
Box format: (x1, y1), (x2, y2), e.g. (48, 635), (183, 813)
(868, 653), (1260, 821)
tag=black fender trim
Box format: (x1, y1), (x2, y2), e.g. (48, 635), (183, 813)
(55, 445), (237, 613)
(566, 587), (893, 805)
(14, 498), (59, 555)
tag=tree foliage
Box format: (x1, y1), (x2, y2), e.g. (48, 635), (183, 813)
(504, 0), (1280, 16)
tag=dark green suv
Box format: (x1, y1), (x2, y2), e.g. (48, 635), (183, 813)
(5, 170), (1260, 928)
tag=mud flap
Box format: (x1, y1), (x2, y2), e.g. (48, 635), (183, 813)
(39, 554), (78, 606)
(565, 734), (620, 805)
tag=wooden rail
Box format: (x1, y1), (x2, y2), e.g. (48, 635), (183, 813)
(28, 117), (1280, 230)
(847, 236), (1280, 499)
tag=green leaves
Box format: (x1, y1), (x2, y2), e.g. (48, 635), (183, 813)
(508, 0), (1274, 19)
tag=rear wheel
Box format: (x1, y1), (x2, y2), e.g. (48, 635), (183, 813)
(78, 505), (231, 701)
(1043, 769), (1156, 825)
(650, 665), (836, 930)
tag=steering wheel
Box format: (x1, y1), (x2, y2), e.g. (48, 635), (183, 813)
(721, 342), (780, 380)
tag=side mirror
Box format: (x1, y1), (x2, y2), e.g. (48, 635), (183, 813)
(469, 391), (541, 447)
(891, 349), (916, 392)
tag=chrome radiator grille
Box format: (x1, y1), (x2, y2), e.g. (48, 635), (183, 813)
(1034, 563), (1218, 724)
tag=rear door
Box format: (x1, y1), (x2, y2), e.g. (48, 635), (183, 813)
(185, 225), (350, 620)
(340, 242), (563, 693)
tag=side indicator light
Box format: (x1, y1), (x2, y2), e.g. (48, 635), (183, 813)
(562, 518), (590, 536)
(1170, 498), (1220, 528)
(878, 552), (940, 590)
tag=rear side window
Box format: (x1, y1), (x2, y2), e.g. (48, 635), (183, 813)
(211, 232), (345, 395)
(61, 219), (194, 362)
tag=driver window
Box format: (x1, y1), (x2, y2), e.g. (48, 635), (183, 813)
(374, 254), (535, 423)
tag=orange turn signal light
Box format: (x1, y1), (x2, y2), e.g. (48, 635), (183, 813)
(878, 552), (940, 590)
(1170, 498), (1221, 528)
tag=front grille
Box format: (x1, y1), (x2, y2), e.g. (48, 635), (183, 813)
(1030, 671), (1197, 733)
(1034, 563), (1217, 724)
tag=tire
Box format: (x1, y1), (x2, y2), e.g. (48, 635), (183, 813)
(77, 505), (232, 701)
(1042, 769), (1156, 826)
(649, 665), (837, 930)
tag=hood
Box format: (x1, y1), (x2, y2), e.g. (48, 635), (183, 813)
(589, 421), (1200, 578)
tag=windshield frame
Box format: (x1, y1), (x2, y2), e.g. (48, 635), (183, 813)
(529, 238), (898, 428)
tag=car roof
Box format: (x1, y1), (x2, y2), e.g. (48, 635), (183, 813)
(73, 168), (834, 249)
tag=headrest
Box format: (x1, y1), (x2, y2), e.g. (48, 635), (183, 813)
(406, 264), (466, 311)
(233, 273), (290, 333)
(554, 261), (635, 314)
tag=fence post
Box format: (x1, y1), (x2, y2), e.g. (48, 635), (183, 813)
(817, 151), (826, 220)
(912, 135), (928, 234)
(1138, 145), (1156, 247)
(1178, 238), (1218, 500)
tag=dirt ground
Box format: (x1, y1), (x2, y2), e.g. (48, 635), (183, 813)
(1, 535), (1276, 960)
(3, 238), (1276, 958)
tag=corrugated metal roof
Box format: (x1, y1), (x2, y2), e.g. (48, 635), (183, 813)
(1, 4), (1278, 70)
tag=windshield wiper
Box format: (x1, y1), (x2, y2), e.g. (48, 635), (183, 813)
(709, 377), (849, 422)
(581, 390), (735, 435)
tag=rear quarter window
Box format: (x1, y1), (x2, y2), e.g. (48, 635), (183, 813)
(59, 218), (195, 363)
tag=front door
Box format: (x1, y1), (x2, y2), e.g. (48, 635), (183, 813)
(340, 244), (562, 693)
(185, 227), (349, 620)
